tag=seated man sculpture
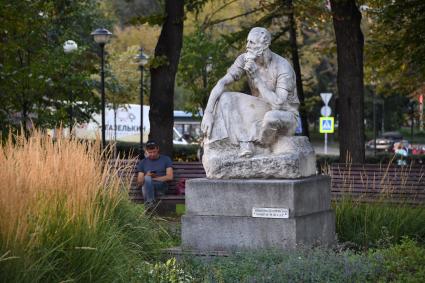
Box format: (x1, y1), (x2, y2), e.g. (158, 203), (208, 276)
(202, 27), (299, 157)
(201, 27), (315, 179)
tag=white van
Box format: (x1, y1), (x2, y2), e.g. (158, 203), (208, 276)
(72, 104), (194, 145)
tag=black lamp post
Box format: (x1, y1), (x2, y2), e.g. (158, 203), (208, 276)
(136, 48), (149, 159)
(91, 28), (112, 150)
(63, 40), (78, 136)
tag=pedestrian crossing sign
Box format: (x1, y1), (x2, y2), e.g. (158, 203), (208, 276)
(320, 117), (334, 133)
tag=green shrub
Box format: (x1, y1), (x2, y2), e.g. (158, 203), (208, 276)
(0, 196), (174, 283)
(178, 240), (425, 282)
(133, 258), (193, 283)
(182, 247), (382, 282)
(114, 141), (140, 158)
(334, 200), (425, 248)
(372, 238), (425, 282)
(173, 144), (200, 162)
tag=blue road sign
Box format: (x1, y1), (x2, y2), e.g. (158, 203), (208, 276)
(320, 117), (334, 133)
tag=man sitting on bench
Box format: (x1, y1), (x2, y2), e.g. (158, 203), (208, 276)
(136, 140), (173, 208)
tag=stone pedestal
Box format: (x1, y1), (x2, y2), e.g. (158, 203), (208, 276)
(181, 176), (335, 251)
(203, 136), (316, 179)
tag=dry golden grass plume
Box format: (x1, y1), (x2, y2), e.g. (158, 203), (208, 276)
(0, 129), (133, 249)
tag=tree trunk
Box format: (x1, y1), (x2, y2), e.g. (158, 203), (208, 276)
(149, 0), (184, 157)
(285, 0), (310, 138)
(330, 0), (365, 163)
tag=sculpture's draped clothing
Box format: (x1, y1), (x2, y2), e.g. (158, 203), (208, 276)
(208, 52), (299, 145)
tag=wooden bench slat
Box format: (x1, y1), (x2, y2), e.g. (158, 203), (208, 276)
(331, 189), (425, 193)
(332, 178), (424, 184)
(330, 171), (424, 175)
(331, 182), (425, 188)
(330, 167), (424, 172)
(332, 180), (423, 184)
(331, 188), (425, 195)
(330, 169), (425, 172)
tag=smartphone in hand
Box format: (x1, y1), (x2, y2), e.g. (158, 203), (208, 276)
(149, 170), (157, 177)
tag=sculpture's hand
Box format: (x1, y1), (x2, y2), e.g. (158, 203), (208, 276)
(201, 111), (214, 138)
(244, 59), (257, 77)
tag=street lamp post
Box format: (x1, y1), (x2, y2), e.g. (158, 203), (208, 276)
(91, 28), (112, 150)
(136, 49), (149, 159)
(63, 40), (78, 136)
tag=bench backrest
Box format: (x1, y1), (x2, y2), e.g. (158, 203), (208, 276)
(113, 160), (425, 204)
(329, 163), (425, 204)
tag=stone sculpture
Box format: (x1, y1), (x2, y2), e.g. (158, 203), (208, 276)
(201, 27), (316, 179)
(180, 29), (332, 253)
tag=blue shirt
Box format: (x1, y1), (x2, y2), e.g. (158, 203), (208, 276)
(136, 155), (172, 177)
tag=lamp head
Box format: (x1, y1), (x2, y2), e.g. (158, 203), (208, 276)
(63, 40), (78, 53)
(91, 28), (112, 45)
(137, 49), (149, 67)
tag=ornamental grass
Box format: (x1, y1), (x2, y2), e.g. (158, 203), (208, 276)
(0, 129), (170, 282)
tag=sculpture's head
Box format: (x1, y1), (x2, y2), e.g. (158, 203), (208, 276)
(246, 27), (271, 59)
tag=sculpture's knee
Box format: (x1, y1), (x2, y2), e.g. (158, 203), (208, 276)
(262, 112), (280, 130)
(275, 112), (297, 135)
(261, 111), (297, 140)
(259, 112), (280, 145)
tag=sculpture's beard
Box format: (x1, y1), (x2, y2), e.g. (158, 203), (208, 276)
(246, 46), (265, 61)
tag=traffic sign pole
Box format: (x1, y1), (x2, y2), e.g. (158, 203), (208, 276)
(324, 133), (328, 154)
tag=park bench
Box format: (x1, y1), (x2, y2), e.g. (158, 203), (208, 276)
(114, 160), (425, 206)
(328, 163), (425, 204)
(113, 160), (206, 205)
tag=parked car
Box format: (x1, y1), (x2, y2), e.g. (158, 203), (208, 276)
(366, 131), (404, 152)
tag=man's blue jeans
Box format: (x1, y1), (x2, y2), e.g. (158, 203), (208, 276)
(142, 176), (168, 204)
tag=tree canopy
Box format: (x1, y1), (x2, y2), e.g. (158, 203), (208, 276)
(365, 0), (425, 96)
(2, 0), (424, 161)
(0, 0), (112, 131)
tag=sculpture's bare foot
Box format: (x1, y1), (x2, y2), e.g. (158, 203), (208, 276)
(239, 149), (253, 158)
(239, 142), (254, 158)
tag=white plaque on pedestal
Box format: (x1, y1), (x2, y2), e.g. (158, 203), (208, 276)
(252, 207), (289, 219)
